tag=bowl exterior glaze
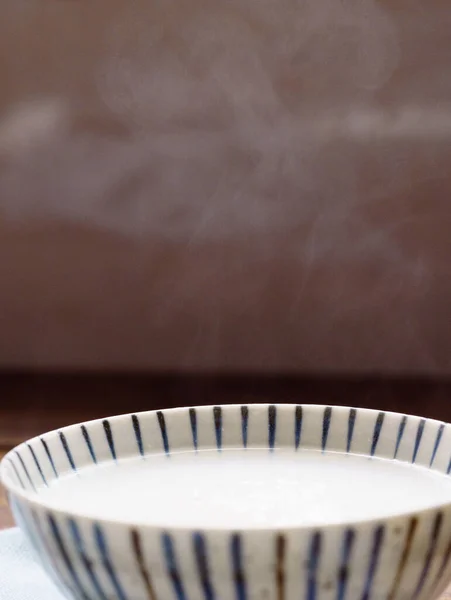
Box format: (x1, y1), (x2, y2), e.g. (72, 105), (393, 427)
(2, 404), (451, 600)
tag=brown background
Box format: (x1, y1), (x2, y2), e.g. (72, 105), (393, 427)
(1, 0), (451, 375)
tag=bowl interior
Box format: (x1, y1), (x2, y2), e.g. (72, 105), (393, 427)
(2, 404), (451, 529)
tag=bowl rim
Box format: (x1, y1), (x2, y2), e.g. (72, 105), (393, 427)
(2, 403), (451, 533)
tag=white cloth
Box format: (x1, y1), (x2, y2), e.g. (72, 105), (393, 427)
(0, 528), (64, 600)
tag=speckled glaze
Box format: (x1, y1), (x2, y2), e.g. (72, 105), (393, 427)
(2, 404), (451, 600)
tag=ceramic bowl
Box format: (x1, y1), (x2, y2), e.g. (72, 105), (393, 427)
(2, 404), (451, 600)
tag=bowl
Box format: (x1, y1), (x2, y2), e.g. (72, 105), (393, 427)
(2, 403), (451, 600)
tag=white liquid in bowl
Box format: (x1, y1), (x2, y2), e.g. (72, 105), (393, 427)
(38, 449), (451, 528)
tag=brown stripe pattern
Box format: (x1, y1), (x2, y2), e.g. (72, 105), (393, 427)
(131, 529), (157, 600)
(276, 533), (286, 600)
(388, 517), (418, 600)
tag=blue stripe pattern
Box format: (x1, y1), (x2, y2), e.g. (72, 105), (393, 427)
(268, 405), (277, 451)
(27, 444), (48, 487)
(81, 425), (97, 464)
(231, 534), (247, 600)
(157, 411), (170, 455)
(13, 502), (40, 558)
(59, 432), (77, 473)
(94, 523), (128, 600)
(132, 415), (144, 457)
(295, 405), (303, 450)
(394, 416), (407, 460)
(370, 413), (385, 457)
(347, 409), (356, 453)
(40, 437), (58, 478)
(430, 424), (445, 467)
(336, 528), (355, 600)
(9, 405), (451, 600)
(15, 451), (36, 492)
(361, 525), (384, 600)
(7, 457), (25, 489)
(194, 533), (216, 600)
(413, 512), (443, 598)
(103, 420), (117, 462)
(31, 509), (71, 596)
(32, 510), (57, 561)
(307, 532), (321, 600)
(190, 408), (198, 451)
(241, 406), (249, 449)
(69, 519), (108, 600)
(48, 514), (89, 600)
(412, 419), (426, 464)
(162, 533), (187, 600)
(322, 407), (332, 453)
(213, 407), (222, 451)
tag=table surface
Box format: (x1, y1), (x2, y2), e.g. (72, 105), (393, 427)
(2, 374), (451, 598)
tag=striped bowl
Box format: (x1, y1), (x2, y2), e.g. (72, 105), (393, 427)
(2, 404), (451, 600)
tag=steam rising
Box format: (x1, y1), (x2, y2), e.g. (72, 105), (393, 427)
(0, 0), (447, 262)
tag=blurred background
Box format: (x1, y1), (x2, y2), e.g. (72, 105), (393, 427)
(1, 0), (451, 525)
